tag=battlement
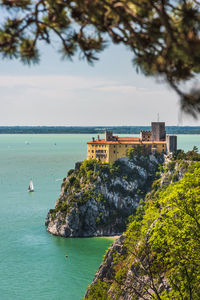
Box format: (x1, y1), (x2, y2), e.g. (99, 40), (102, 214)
(140, 130), (152, 141)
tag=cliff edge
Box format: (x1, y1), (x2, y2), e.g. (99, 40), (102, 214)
(46, 153), (163, 237)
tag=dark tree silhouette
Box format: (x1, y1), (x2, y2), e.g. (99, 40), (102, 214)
(1, 0), (200, 116)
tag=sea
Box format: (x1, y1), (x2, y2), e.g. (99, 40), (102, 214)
(0, 134), (199, 300)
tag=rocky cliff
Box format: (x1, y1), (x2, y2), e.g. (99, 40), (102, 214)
(46, 154), (163, 237)
(84, 158), (200, 299)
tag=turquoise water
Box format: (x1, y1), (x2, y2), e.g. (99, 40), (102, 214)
(0, 134), (112, 300)
(177, 134), (200, 152)
(0, 134), (199, 300)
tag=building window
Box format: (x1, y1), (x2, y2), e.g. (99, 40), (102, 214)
(114, 151), (115, 153)
(92, 150), (94, 153)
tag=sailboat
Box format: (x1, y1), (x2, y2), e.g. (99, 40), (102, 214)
(28, 180), (34, 192)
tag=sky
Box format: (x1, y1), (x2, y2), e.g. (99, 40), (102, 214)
(0, 39), (200, 126)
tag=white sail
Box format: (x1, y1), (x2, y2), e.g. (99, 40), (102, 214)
(28, 180), (34, 192)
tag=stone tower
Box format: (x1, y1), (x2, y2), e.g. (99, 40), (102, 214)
(166, 135), (177, 153)
(151, 122), (166, 141)
(105, 131), (113, 141)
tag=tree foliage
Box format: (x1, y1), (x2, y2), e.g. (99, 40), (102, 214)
(86, 161), (200, 299)
(143, 164), (200, 298)
(127, 145), (149, 158)
(173, 146), (200, 161)
(1, 1), (200, 115)
(128, 162), (200, 299)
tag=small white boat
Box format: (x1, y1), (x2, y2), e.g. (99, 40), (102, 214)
(28, 180), (34, 192)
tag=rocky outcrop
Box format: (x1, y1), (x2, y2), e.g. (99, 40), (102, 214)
(84, 220), (170, 300)
(84, 159), (198, 300)
(46, 154), (163, 237)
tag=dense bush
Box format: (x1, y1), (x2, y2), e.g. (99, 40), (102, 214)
(86, 161), (200, 299)
(67, 169), (74, 176)
(173, 146), (200, 161)
(127, 145), (149, 159)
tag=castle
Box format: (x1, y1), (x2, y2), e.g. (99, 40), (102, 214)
(87, 122), (177, 163)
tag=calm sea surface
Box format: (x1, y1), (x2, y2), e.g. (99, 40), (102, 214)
(0, 134), (199, 300)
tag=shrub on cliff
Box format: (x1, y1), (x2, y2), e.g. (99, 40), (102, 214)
(85, 161), (200, 299)
(173, 146), (200, 161)
(46, 154), (162, 238)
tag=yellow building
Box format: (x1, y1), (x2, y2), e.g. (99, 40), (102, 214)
(87, 135), (166, 164)
(87, 123), (177, 164)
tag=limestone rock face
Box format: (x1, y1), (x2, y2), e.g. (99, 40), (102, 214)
(46, 154), (163, 237)
(84, 233), (170, 300)
(84, 159), (190, 300)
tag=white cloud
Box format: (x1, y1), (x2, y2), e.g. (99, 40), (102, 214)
(96, 85), (137, 93)
(0, 74), (196, 126)
(95, 84), (173, 95)
(0, 75), (168, 94)
(0, 75), (112, 90)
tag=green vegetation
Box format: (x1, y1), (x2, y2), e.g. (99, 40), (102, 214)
(48, 154), (161, 234)
(86, 280), (111, 300)
(173, 146), (200, 161)
(165, 160), (176, 172)
(127, 145), (149, 158)
(67, 169), (74, 176)
(85, 158), (200, 299)
(49, 159), (119, 219)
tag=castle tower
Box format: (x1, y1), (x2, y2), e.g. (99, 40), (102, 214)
(151, 122), (166, 141)
(105, 131), (113, 141)
(166, 135), (177, 153)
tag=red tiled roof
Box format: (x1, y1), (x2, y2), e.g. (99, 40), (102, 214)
(118, 137), (140, 141)
(87, 138), (166, 145)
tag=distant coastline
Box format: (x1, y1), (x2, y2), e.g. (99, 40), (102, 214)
(0, 126), (200, 134)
